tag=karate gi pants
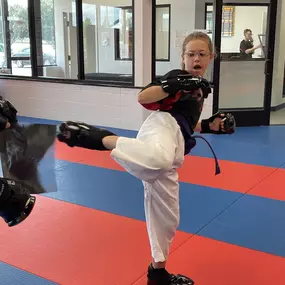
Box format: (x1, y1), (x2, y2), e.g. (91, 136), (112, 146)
(111, 111), (185, 262)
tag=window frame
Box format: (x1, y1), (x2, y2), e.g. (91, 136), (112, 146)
(114, 4), (171, 63)
(205, 3), (236, 37)
(0, 0), (137, 88)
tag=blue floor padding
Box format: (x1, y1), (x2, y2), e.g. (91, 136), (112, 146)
(0, 262), (58, 285)
(199, 194), (285, 258)
(46, 160), (242, 234)
(18, 116), (285, 167)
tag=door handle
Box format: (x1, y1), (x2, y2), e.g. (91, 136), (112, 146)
(264, 59), (272, 76)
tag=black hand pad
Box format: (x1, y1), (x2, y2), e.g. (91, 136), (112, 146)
(0, 178), (36, 227)
(57, 121), (116, 150)
(0, 97), (18, 130)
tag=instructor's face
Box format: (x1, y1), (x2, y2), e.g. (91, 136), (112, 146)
(245, 31), (253, 41)
(182, 39), (213, 77)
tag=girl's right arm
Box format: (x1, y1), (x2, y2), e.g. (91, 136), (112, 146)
(137, 69), (184, 105)
(137, 85), (168, 104)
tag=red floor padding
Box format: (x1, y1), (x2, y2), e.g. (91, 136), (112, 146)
(0, 196), (191, 285)
(55, 141), (276, 195)
(177, 155), (274, 194)
(134, 235), (285, 285)
(248, 168), (285, 201)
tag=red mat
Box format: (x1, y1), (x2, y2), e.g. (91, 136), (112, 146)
(0, 196), (191, 285)
(55, 141), (277, 196)
(248, 168), (285, 201)
(134, 235), (285, 285)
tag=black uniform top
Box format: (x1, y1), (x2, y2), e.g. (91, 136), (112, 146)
(239, 39), (254, 59)
(141, 69), (204, 154)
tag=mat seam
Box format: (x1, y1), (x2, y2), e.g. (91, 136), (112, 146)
(0, 261), (61, 285)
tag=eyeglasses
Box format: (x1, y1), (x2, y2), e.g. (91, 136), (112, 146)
(184, 52), (211, 58)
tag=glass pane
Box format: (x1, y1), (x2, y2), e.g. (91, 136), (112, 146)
(39, 0), (56, 68)
(36, 0), (77, 79)
(82, 1), (133, 85)
(0, 0), (32, 77)
(156, 5), (170, 61)
(155, 0), (212, 81)
(217, 4), (268, 109)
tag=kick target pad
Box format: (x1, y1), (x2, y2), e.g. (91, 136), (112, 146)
(0, 122), (58, 194)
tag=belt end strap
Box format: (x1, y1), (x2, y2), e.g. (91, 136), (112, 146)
(192, 135), (221, 175)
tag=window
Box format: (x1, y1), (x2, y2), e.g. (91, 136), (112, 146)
(0, 0), (135, 85)
(113, 5), (170, 62)
(114, 7), (133, 61)
(82, 1), (133, 84)
(155, 1), (202, 78)
(37, 0), (77, 79)
(156, 5), (170, 61)
(0, 0), (31, 76)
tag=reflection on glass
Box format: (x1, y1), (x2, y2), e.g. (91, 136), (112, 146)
(156, 5), (170, 61)
(215, 5), (269, 109)
(38, 0), (56, 69)
(34, 0), (78, 79)
(82, 1), (133, 84)
(0, 0), (32, 76)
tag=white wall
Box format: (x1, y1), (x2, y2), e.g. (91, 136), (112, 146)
(0, 80), (144, 130)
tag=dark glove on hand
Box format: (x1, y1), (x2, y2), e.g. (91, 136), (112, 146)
(161, 73), (211, 99)
(0, 97), (18, 131)
(57, 121), (116, 150)
(201, 111), (236, 134)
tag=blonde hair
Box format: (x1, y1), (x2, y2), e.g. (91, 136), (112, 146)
(181, 31), (215, 70)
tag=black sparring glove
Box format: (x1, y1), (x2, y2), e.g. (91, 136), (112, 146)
(201, 111), (236, 134)
(57, 121), (116, 150)
(0, 178), (36, 227)
(0, 96), (18, 131)
(161, 72), (212, 99)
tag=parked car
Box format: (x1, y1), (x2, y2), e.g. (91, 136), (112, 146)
(12, 46), (56, 68)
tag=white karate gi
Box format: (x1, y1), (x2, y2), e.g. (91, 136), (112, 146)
(111, 111), (185, 262)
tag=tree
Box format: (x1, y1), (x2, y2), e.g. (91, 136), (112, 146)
(8, 0), (55, 47)
(8, 4), (29, 44)
(40, 0), (55, 47)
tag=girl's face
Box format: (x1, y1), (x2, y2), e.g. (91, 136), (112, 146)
(182, 39), (214, 77)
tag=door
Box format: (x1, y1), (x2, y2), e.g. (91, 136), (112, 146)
(211, 0), (278, 126)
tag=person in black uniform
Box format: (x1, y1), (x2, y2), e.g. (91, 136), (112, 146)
(0, 98), (36, 227)
(0, 97), (57, 227)
(240, 29), (262, 59)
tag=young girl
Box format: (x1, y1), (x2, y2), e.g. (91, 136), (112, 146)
(57, 31), (235, 285)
